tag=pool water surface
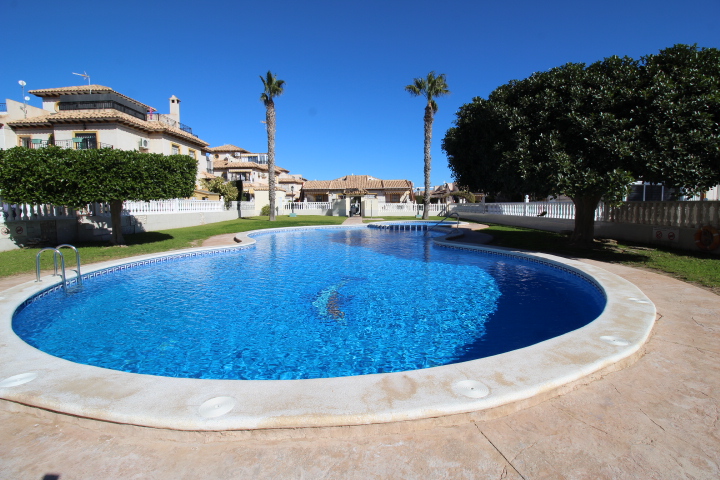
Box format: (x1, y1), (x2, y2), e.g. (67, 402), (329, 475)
(12, 227), (605, 380)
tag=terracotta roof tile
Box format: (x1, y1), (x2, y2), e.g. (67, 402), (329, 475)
(8, 109), (208, 147)
(212, 160), (288, 173)
(302, 175), (412, 192)
(206, 144), (251, 153)
(249, 184), (287, 192)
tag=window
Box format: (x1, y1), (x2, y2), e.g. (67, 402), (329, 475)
(188, 149), (196, 159)
(73, 132), (98, 150)
(171, 144), (180, 155)
(18, 136), (31, 148)
(386, 193), (402, 203)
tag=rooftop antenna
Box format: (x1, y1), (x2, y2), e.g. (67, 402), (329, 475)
(72, 71), (91, 93)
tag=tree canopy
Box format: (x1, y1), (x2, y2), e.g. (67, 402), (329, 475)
(443, 44), (720, 244)
(201, 177), (238, 209)
(0, 147), (197, 244)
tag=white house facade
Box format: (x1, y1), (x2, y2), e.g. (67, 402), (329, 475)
(2, 85), (210, 178)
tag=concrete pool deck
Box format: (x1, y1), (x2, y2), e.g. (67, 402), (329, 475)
(0, 224), (718, 478)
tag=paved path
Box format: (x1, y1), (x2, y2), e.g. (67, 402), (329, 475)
(1, 226), (718, 479)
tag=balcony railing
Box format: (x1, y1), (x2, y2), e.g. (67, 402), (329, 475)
(146, 112), (195, 137)
(22, 140), (114, 150)
(58, 100), (146, 121)
(54, 101), (197, 137)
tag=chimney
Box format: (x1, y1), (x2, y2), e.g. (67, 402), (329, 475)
(169, 95), (180, 123)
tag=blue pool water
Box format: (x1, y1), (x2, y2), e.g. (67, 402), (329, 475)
(12, 227), (606, 380)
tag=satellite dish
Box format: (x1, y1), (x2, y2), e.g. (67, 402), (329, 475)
(18, 80), (26, 87)
(24, 96), (30, 102)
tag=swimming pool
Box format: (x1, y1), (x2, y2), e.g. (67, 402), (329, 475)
(0, 224), (656, 430)
(11, 227), (605, 380)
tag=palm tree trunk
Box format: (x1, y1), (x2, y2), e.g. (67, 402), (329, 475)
(266, 101), (276, 221)
(423, 104), (433, 220)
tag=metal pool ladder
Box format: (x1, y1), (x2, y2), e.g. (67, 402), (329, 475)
(426, 212), (461, 235)
(36, 244), (83, 293)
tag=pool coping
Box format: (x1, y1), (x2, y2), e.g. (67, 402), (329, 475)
(0, 224), (656, 431)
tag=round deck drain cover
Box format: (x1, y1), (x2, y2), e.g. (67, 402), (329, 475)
(452, 380), (490, 399)
(199, 396), (237, 418)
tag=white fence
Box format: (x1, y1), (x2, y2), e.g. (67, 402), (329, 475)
(452, 201), (605, 220)
(2, 198), (229, 221)
(282, 202), (332, 212)
(5, 196), (717, 229)
(2, 202), (77, 221)
(117, 199), (225, 215)
(450, 200), (719, 228)
(378, 203), (452, 216)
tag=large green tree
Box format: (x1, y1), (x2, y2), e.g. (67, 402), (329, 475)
(260, 71), (285, 222)
(200, 177), (238, 209)
(634, 45), (720, 191)
(0, 147), (197, 245)
(443, 45), (720, 245)
(406, 72), (450, 219)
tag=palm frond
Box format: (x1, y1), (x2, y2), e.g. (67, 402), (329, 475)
(260, 70), (285, 105)
(406, 71), (450, 104)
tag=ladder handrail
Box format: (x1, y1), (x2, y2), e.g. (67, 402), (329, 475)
(426, 212), (461, 235)
(55, 244), (83, 286)
(36, 248), (68, 294)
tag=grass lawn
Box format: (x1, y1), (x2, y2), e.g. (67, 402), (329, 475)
(479, 223), (720, 294)
(0, 216), (345, 278)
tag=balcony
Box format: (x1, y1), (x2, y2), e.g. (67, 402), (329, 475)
(55, 100), (197, 138)
(59, 100), (146, 121)
(146, 112), (196, 137)
(22, 139), (114, 150)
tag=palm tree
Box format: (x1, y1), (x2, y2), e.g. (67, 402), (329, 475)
(260, 71), (285, 221)
(405, 72), (450, 219)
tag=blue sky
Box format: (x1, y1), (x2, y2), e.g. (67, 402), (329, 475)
(2, 0), (718, 189)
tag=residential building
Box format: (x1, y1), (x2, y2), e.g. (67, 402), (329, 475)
(209, 144), (306, 206)
(1, 85), (210, 181)
(426, 182), (479, 204)
(301, 175), (414, 203)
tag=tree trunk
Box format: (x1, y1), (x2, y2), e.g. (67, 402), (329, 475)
(109, 199), (125, 245)
(266, 101), (277, 221)
(422, 104), (433, 220)
(570, 195), (602, 245)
